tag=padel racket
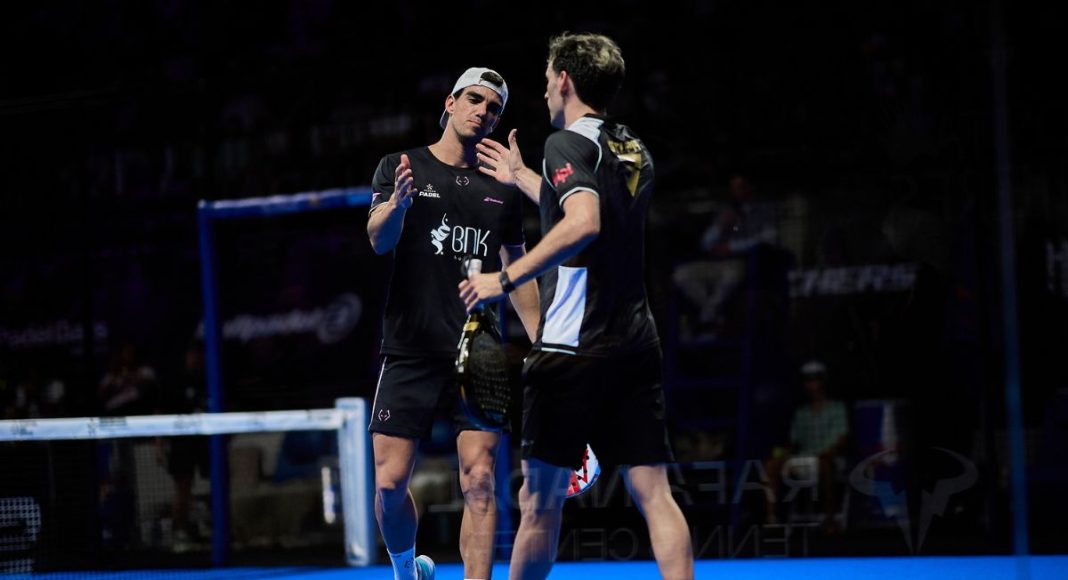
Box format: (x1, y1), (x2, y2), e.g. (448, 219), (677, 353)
(566, 443), (602, 498)
(456, 257), (511, 431)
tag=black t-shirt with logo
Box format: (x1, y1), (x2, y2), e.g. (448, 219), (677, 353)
(370, 146), (524, 357)
(534, 114), (660, 357)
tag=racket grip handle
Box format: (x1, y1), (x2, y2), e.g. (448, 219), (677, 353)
(466, 258), (483, 277)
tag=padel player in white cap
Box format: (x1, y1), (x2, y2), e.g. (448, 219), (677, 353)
(365, 66), (540, 580)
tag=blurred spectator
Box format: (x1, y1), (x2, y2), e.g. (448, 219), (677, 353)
(2, 365), (67, 419)
(97, 341), (158, 546)
(40, 375), (66, 417)
(156, 342), (210, 546)
(4, 367), (41, 419)
(764, 359), (849, 532)
(673, 173), (780, 340)
(97, 342), (157, 416)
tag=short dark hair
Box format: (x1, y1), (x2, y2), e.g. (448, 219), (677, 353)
(480, 70), (505, 88)
(547, 32), (625, 112)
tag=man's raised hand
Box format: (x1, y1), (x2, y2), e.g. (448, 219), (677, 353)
(476, 129), (526, 187)
(393, 153), (415, 209)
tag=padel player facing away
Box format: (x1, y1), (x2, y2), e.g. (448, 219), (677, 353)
(367, 67), (540, 580)
(461, 33), (694, 580)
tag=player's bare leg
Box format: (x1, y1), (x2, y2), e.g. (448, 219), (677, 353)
(509, 458), (571, 580)
(457, 430), (500, 578)
(625, 464), (694, 580)
(373, 433), (425, 578)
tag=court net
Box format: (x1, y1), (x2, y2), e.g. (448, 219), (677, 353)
(0, 398), (374, 576)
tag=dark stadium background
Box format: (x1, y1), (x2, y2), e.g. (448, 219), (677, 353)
(1, 0), (1065, 570)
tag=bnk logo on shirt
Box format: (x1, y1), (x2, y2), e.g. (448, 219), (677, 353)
(429, 214), (489, 257)
(552, 162), (574, 187)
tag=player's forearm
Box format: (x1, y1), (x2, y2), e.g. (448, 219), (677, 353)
(502, 206), (599, 289)
(367, 203), (407, 254)
(508, 280), (540, 342)
(514, 167), (543, 204)
(500, 245), (540, 341)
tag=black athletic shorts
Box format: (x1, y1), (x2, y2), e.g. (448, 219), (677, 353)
(520, 346), (674, 470)
(368, 355), (490, 439)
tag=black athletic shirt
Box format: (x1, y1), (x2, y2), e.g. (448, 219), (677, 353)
(533, 114), (660, 357)
(370, 146), (525, 357)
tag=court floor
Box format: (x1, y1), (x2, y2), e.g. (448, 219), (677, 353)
(20, 555), (1068, 579)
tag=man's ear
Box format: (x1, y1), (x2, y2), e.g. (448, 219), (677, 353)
(559, 71), (572, 97)
(444, 94), (457, 119)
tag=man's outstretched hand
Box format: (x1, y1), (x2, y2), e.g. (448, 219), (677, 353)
(392, 153), (415, 209)
(476, 129), (527, 187)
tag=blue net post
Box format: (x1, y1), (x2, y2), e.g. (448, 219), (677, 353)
(990, 2), (1030, 576)
(197, 202), (231, 566)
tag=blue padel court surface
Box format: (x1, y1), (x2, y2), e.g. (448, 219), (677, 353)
(19, 555), (1068, 579)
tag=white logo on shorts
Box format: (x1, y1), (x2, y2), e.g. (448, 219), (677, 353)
(378, 409), (391, 422)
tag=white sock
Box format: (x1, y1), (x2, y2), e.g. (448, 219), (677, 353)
(388, 546), (418, 580)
